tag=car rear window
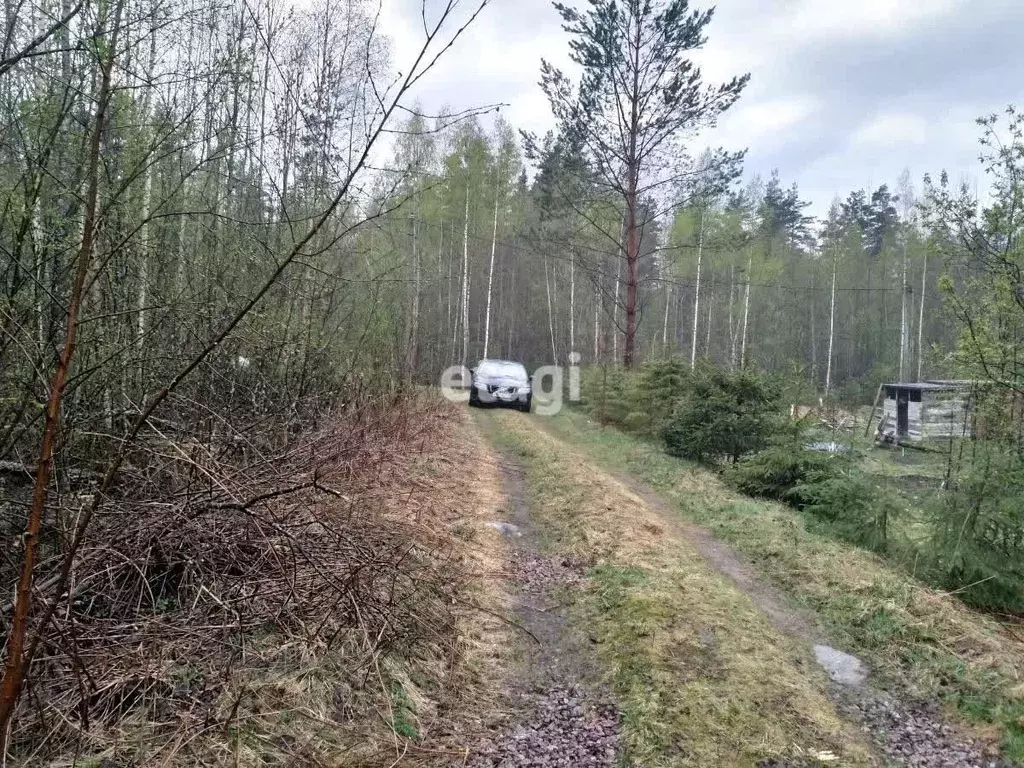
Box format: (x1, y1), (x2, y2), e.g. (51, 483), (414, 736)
(477, 361), (527, 380)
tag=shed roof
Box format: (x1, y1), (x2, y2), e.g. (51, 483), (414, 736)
(884, 382), (963, 391)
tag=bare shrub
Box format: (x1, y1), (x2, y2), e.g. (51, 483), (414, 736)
(1, 394), (468, 765)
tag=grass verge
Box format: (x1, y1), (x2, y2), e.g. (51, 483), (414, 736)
(475, 409), (876, 767)
(540, 407), (1024, 761)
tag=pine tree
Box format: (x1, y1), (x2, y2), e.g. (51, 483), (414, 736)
(537, 0), (748, 366)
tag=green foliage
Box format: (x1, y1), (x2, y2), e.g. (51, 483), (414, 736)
(726, 432), (898, 552)
(389, 683), (419, 741)
(635, 358), (692, 435)
(724, 443), (841, 501)
(929, 448), (1024, 614)
(660, 365), (782, 464)
(579, 365), (642, 430)
(579, 358), (694, 437)
(918, 107), (1024, 615)
(788, 470), (897, 552)
(772, 366), (819, 409)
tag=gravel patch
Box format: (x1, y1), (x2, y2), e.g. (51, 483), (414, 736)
(467, 686), (622, 768)
(833, 687), (1009, 768)
(465, 549), (623, 767)
(467, 464), (626, 768)
(509, 550), (586, 593)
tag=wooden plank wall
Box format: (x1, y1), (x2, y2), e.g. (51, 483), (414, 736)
(921, 390), (971, 439)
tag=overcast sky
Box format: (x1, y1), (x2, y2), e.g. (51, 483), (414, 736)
(379, 0), (1024, 217)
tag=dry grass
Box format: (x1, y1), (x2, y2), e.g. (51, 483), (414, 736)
(2, 395), (518, 767)
(540, 408), (1024, 759)
(480, 410), (877, 767)
(408, 408), (522, 765)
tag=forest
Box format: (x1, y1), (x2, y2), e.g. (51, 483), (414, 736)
(2, 0), (1024, 764)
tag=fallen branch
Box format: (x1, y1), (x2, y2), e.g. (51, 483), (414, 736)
(451, 595), (541, 644)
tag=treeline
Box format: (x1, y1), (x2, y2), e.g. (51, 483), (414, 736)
(366, 0), (955, 398)
(375, 119), (953, 402)
(1, 0), (404, 462)
(0, 0), (955, 419)
(0, 0), (1003, 467)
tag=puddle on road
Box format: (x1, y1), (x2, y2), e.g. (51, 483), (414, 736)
(486, 520), (522, 537)
(814, 644), (867, 686)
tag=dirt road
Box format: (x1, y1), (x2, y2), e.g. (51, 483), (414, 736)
(458, 409), (1006, 768)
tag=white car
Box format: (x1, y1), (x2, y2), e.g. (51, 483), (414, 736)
(468, 359), (532, 412)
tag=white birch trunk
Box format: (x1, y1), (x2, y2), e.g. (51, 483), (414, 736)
(740, 253), (752, 370)
(506, 261), (515, 355)
(612, 255), (621, 365)
(917, 244), (927, 381)
(809, 271), (817, 384)
(662, 281), (671, 355)
(257, 6), (272, 199)
(482, 181), (499, 358)
(447, 221), (455, 357)
(451, 258), (460, 362)
(728, 264), (737, 370)
(899, 235), (908, 381)
(32, 194), (44, 348)
(435, 220), (444, 368)
(690, 209), (705, 369)
(569, 249), (575, 355)
(136, 19), (158, 367)
(825, 254), (838, 395)
(406, 212), (420, 378)
(545, 253), (557, 364)
(705, 275), (713, 358)
(460, 188), (470, 367)
(137, 168), (152, 348)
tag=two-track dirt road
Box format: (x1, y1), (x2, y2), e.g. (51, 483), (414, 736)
(455, 408), (1005, 768)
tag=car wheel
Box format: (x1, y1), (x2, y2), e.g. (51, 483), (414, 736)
(520, 397), (531, 413)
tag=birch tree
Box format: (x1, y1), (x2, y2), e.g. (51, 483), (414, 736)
(483, 118), (517, 358)
(897, 169), (916, 381)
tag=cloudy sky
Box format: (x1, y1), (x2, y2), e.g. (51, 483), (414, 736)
(379, 0), (1024, 216)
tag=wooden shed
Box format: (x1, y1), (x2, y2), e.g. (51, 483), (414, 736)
(875, 381), (973, 443)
